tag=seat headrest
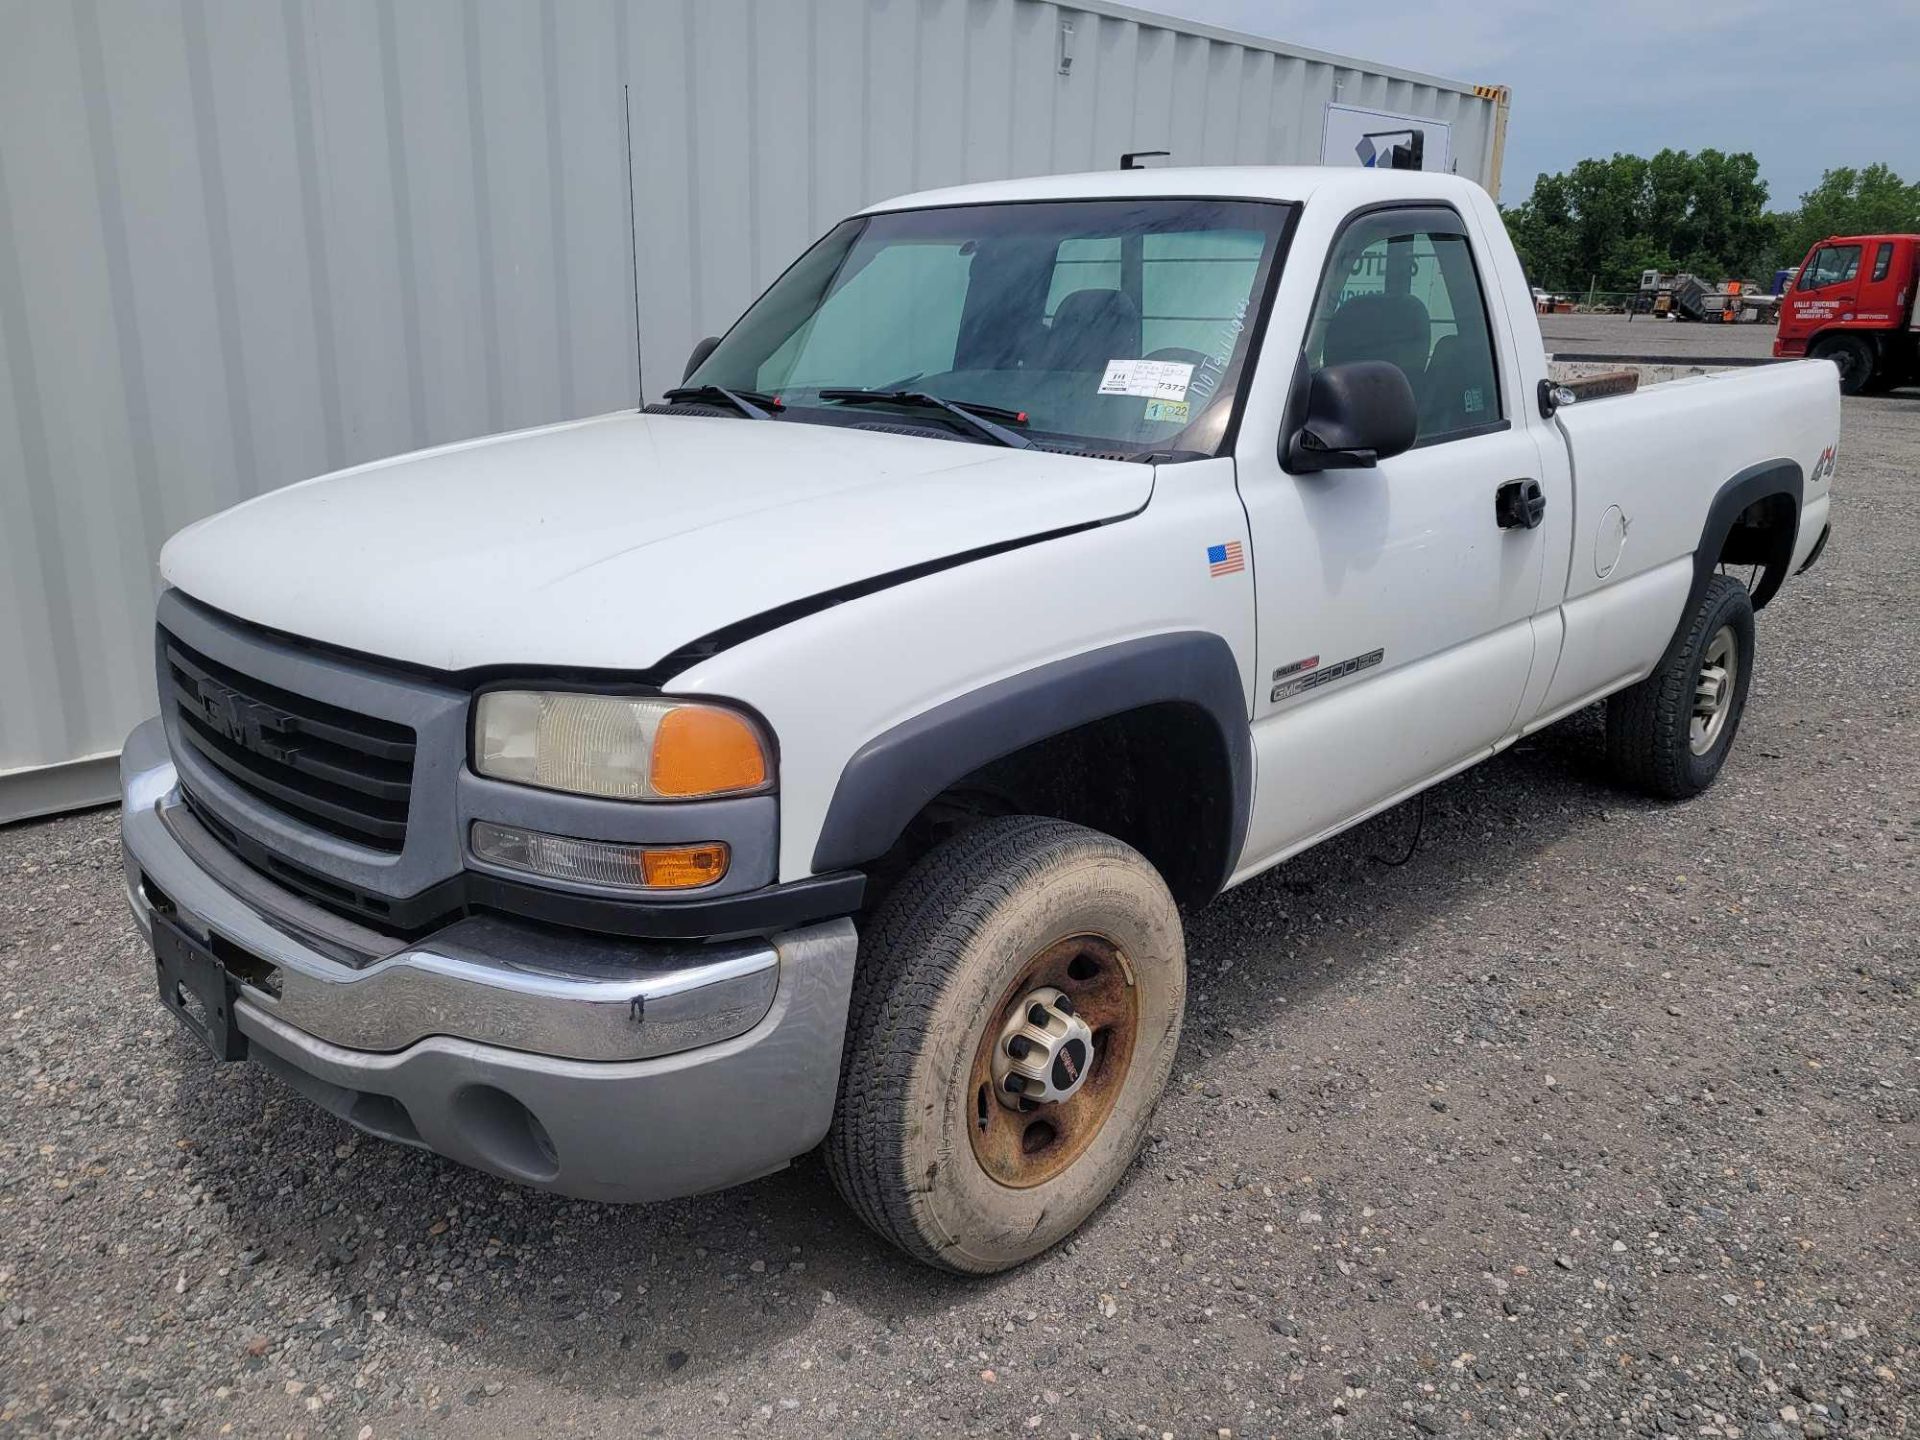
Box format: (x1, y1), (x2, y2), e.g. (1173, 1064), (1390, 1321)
(1044, 289), (1142, 371)
(1323, 291), (1431, 377)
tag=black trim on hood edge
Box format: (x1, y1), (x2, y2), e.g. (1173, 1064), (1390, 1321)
(644, 514), (1120, 682)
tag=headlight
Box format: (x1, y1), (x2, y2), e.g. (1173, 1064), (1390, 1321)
(473, 691), (771, 801)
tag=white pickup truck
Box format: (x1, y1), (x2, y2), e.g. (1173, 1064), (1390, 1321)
(120, 166), (1837, 1273)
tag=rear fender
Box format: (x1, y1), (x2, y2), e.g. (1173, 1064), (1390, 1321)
(1692, 459), (1803, 615)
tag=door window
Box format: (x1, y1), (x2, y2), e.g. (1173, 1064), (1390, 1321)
(1799, 244), (1862, 291)
(1303, 209), (1503, 444)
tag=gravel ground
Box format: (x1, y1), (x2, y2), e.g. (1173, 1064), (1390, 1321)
(3, 396), (1915, 1439)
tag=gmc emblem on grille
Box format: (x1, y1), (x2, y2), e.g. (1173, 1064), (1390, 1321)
(195, 682), (247, 742)
(192, 681), (299, 762)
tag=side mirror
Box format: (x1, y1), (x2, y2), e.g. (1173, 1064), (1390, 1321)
(1284, 361), (1418, 473)
(682, 335), (722, 382)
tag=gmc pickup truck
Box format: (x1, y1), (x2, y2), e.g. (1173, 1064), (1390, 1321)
(121, 167), (1838, 1273)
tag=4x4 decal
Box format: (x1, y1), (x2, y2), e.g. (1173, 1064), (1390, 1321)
(1811, 445), (1836, 485)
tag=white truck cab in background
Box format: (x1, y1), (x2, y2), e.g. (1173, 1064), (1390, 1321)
(122, 167), (1837, 1272)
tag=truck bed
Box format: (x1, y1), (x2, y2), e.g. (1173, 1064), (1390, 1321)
(1531, 359), (1838, 724)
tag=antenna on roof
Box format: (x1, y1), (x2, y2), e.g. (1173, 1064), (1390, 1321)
(1120, 150), (1170, 170)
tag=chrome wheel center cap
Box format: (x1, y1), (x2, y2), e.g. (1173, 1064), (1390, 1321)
(991, 986), (1096, 1109)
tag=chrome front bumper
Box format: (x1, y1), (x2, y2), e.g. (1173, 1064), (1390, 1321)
(120, 717), (860, 1202)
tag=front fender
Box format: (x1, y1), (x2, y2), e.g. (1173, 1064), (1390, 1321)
(810, 631), (1252, 889)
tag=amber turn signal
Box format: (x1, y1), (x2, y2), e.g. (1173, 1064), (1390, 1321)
(650, 705), (769, 798)
(639, 842), (731, 889)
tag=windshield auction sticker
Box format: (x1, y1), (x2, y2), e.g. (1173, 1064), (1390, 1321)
(1098, 359), (1193, 401)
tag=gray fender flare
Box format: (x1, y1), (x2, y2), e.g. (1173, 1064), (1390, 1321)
(1693, 458), (1803, 613)
(810, 631), (1252, 894)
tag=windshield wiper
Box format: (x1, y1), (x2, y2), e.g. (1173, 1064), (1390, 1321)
(816, 388), (1032, 449)
(660, 384), (783, 420)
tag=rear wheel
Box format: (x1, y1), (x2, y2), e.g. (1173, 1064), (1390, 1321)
(1811, 334), (1875, 396)
(825, 816), (1184, 1273)
(1605, 574), (1756, 799)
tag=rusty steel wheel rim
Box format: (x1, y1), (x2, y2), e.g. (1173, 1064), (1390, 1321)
(966, 934), (1140, 1189)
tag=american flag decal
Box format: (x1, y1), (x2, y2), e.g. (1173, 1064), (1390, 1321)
(1207, 541), (1245, 577)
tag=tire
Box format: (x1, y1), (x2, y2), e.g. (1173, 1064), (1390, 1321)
(1812, 334), (1875, 396)
(825, 815), (1185, 1273)
(1605, 574), (1756, 799)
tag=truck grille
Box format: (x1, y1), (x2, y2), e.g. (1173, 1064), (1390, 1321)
(161, 632), (416, 852)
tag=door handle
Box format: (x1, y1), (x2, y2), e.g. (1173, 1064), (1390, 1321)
(1495, 478), (1546, 530)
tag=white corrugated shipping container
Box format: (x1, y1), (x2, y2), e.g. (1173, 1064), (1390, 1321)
(0, 0), (1508, 821)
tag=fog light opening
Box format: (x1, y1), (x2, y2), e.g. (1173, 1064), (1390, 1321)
(347, 1092), (422, 1148)
(451, 1084), (560, 1182)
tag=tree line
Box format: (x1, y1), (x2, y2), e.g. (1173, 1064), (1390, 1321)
(1503, 152), (1920, 295)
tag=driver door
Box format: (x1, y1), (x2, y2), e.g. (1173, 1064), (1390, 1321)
(1235, 204), (1549, 870)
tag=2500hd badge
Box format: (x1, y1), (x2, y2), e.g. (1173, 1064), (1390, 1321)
(1271, 647), (1386, 703)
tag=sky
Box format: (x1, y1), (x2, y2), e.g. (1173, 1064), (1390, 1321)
(1148, 0), (1920, 207)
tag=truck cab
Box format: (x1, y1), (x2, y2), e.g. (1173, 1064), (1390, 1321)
(1775, 233), (1920, 393)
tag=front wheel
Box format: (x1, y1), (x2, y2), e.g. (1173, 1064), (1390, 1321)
(1812, 334), (1875, 396)
(825, 816), (1185, 1273)
(1605, 573), (1756, 798)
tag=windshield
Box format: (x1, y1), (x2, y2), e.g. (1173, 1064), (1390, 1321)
(683, 198), (1294, 458)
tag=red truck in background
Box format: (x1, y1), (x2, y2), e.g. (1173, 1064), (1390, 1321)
(1774, 234), (1920, 394)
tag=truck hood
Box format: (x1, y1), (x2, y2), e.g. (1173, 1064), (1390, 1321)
(159, 411), (1152, 673)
